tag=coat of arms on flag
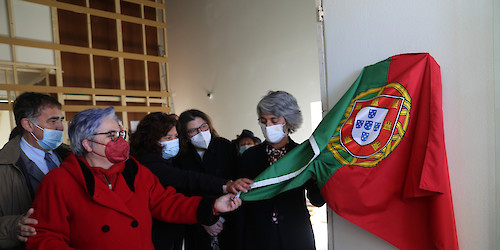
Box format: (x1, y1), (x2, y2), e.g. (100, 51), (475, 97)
(329, 82), (410, 167)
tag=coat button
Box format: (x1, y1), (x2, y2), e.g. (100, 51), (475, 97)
(131, 220), (139, 228)
(101, 225), (110, 232)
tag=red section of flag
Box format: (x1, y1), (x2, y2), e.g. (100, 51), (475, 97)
(322, 54), (458, 249)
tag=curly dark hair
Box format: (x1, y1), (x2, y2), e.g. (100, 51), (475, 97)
(129, 112), (178, 158)
(178, 109), (219, 152)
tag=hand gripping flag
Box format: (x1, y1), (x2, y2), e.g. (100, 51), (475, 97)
(239, 53), (459, 249)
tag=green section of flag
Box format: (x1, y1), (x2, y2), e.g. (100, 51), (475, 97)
(240, 57), (391, 201)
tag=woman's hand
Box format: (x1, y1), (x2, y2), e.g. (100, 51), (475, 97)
(226, 178), (253, 194)
(214, 194), (242, 213)
(202, 220), (224, 236)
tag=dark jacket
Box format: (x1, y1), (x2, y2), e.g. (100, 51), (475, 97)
(137, 153), (227, 195)
(174, 137), (240, 250)
(174, 137), (239, 195)
(238, 139), (325, 250)
(135, 153), (228, 250)
(0, 135), (69, 250)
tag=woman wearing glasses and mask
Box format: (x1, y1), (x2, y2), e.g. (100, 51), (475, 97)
(175, 109), (241, 250)
(129, 112), (252, 250)
(26, 107), (242, 250)
(238, 91), (325, 250)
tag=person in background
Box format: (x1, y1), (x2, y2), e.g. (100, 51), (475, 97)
(0, 92), (69, 250)
(238, 91), (325, 250)
(175, 109), (242, 250)
(168, 113), (179, 120)
(26, 107), (241, 250)
(129, 112), (252, 250)
(233, 129), (261, 155)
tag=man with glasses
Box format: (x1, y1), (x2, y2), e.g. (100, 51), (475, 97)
(0, 92), (69, 250)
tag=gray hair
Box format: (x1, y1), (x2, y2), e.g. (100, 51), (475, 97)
(257, 91), (302, 133)
(68, 106), (119, 156)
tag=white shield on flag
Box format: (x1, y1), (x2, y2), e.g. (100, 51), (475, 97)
(352, 107), (388, 146)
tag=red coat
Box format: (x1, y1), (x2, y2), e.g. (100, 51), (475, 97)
(26, 154), (214, 250)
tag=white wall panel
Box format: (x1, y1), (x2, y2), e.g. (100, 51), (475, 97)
(322, 0), (495, 249)
(11, 1), (54, 65)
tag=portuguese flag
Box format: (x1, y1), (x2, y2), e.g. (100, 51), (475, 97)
(239, 53), (459, 249)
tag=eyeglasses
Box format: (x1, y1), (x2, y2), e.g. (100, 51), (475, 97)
(93, 130), (127, 141)
(258, 116), (283, 126)
(186, 123), (209, 137)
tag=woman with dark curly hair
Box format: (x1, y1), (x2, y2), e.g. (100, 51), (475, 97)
(129, 112), (252, 250)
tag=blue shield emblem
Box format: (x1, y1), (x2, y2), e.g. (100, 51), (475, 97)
(361, 132), (369, 142)
(355, 120), (364, 129)
(364, 121), (373, 130)
(352, 106), (389, 146)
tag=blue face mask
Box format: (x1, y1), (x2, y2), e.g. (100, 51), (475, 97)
(31, 122), (63, 150)
(239, 145), (254, 154)
(161, 139), (180, 159)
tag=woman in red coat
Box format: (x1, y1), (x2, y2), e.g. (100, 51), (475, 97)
(26, 107), (241, 250)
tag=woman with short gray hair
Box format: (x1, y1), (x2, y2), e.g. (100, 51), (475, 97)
(239, 90), (325, 250)
(257, 90), (303, 133)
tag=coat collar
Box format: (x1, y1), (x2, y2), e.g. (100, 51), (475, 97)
(62, 154), (140, 218)
(0, 135), (70, 169)
(75, 156), (138, 197)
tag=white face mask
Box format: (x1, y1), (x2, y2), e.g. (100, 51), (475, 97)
(190, 130), (212, 149)
(160, 139), (180, 159)
(260, 122), (287, 144)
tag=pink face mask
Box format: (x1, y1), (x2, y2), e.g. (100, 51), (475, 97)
(89, 137), (130, 163)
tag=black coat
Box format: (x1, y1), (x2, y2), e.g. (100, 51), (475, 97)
(174, 137), (239, 194)
(238, 139), (325, 250)
(137, 153), (227, 195)
(135, 153), (228, 250)
(174, 137), (240, 250)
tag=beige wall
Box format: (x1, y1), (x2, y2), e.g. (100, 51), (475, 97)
(165, 0), (322, 143)
(323, 0), (496, 249)
(0, 111), (11, 148)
